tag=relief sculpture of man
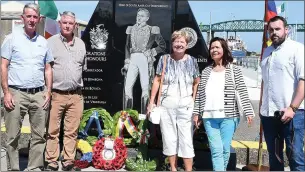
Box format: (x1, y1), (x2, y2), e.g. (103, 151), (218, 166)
(121, 8), (166, 113)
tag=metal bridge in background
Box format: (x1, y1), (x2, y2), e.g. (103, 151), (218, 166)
(199, 19), (305, 32)
(199, 19), (304, 42)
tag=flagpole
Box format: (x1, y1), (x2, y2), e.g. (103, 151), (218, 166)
(209, 11), (212, 43)
(285, 1), (287, 20)
(295, 21), (298, 41)
(257, 1), (268, 171)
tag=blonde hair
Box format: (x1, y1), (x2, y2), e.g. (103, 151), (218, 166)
(171, 30), (190, 44)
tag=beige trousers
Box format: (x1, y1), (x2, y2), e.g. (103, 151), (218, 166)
(4, 88), (47, 171)
(45, 92), (83, 167)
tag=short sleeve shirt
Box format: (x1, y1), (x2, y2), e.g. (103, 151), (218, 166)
(1, 29), (53, 88)
(156, 54), (200, 97)
(47, 34), (86, 91)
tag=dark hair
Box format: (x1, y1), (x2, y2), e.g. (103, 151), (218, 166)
(208, 37), (233, 66)
(268, 16), (288, 28)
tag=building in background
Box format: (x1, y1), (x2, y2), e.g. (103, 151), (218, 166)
(1, 1), (88, 44)
(0, 1), (87, 104)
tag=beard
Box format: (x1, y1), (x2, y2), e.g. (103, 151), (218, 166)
(272, 34), (287, 46)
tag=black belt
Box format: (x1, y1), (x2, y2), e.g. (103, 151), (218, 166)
(9, 85), (44, 94)
(52, 88), (82, 95)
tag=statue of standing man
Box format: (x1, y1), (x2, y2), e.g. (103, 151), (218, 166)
(121, 8), (166, 113)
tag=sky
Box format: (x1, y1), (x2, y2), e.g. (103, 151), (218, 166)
(3, 0), (304, 52)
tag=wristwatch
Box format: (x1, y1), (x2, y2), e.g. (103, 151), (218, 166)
(289, 104), (298, 113)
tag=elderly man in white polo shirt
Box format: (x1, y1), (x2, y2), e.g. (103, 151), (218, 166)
(260, 16), (304, 171)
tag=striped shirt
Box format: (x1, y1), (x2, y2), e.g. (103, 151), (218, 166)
(47, 34), (86, 91)
(193, 64), (254, 118)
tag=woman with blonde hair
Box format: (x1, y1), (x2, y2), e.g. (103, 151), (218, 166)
(193, 37), (254, 171)
(148, 30), (200, 171)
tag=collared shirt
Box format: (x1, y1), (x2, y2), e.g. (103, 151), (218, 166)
(260, 38), (304, 117)
(1, 29), (53, 88)
(47, 34), (86, 91)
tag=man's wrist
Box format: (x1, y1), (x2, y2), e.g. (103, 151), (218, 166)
(2, 88), (10, 95)
(289, 104), (298, 113)
(3, 90), (10, 95)
(45, 88), (52, 93)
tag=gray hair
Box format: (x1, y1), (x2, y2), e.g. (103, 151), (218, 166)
(61, 11), (76, 18)
(137, 8), (150, 18)
(23, 3), (40, 15)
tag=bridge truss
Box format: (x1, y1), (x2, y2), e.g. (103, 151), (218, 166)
(199, 19), (305, 32)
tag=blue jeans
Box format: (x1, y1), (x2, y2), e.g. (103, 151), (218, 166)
(261, 110), (305, 171)
(203, 117), (240, 171)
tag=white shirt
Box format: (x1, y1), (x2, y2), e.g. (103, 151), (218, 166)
(203, 70), (226, 118)
(260, 38), (304, 117)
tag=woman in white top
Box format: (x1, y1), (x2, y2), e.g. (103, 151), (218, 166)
(193, 37), (254, 171)
(148, 30), (200, 171)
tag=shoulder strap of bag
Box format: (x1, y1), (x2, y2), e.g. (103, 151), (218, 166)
(156, 55), (167, 106)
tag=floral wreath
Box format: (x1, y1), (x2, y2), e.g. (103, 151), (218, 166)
(92, 137), (127, 170)
(74, 139), (93, 169)
(112, 109), (149, 146)
(78, 108), (113, 146)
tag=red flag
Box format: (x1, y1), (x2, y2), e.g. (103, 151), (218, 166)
(258, 3), (278, 170)
(260, 0), (278, 60)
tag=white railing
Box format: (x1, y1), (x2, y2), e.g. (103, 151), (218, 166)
(235, 56), (260, 71)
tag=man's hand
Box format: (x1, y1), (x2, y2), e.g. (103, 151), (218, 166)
(281, 107), (295, 124)
(193, 114), (201, 129)
(143, 49), (152, 58)
(42, 91), (52, 110)
(3, 92), (15, 110)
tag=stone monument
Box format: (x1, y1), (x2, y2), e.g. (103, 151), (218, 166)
(81, 0), (236, 170)
(81, 0), (209, 113)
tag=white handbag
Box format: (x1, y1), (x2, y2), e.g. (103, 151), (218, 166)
(149, 55), (167, 124)
(149, 104), (164, 124)
(230, 64), (246, 121)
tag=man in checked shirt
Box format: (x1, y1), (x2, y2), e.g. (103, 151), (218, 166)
(44, 11), (86, 171)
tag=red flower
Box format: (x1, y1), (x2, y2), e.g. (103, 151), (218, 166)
(92, 137), (127, 170)
(74, 160), (89, 169)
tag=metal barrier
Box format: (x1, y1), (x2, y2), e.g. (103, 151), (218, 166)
(236, 56), (260, 71)
(235, 56), (262, 88)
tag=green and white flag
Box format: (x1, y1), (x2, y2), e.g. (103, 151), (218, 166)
(276, 2), (285, 14)
(38, 0), (60, 38)
(39, 0), (58, 20)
